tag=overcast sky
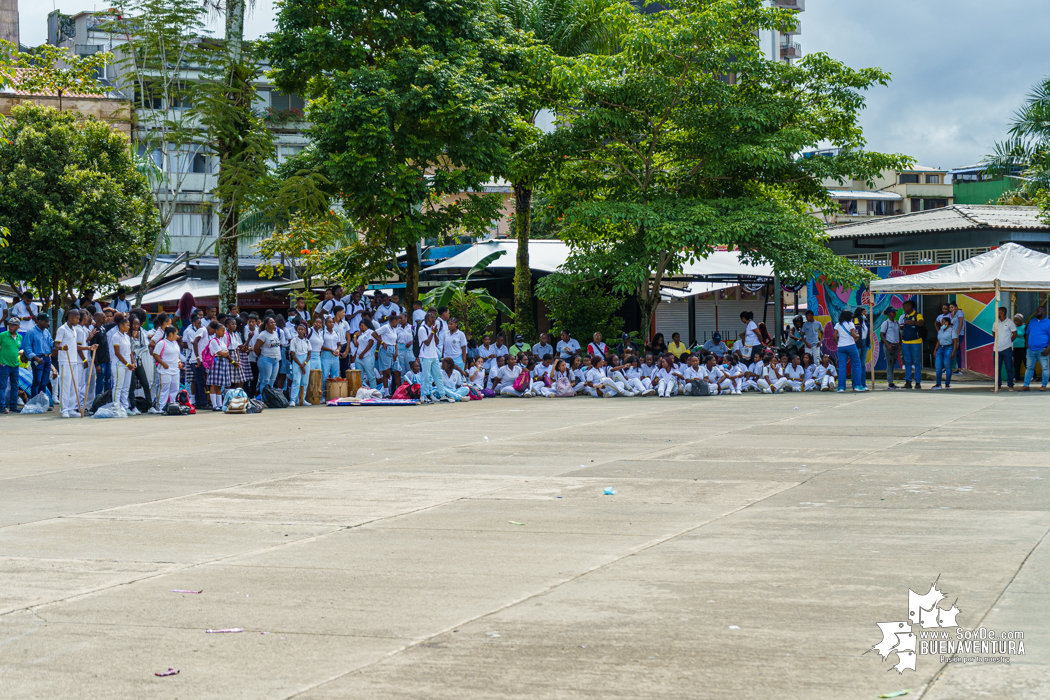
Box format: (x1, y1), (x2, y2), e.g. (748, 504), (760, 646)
(22, 0), (1050, 170)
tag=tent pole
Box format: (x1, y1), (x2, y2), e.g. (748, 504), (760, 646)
(869, 301), (875, 389)
(994, 281), (1000, 394)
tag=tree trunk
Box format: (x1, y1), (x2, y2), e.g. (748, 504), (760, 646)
(637, 283), (658, 343)
(405, 243), (419, 308)
(512, 182), (536, 341)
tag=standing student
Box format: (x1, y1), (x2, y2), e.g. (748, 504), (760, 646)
(152, 326), (184, 407)
(253, 316), (283, 394)
(177, 292), (197, 330)
(111, 288), (132, 314)
(287, 324), (311, 406)
(129, 316), (157, 412)
(949, 302), (966, 374)
(205, 321), (232, 410)
(738, 312), (762, 360)
(287, 296), (310, 327)
(12, 291), (39, 335)
(183, 313), (208, 407)
(375, 316), (398, 394)
(931, 315), (958, 390)
(306, 315), (324, 382)
(801, 310), (823, 362)
(853, 308), (870, 388)
(0, 319), (21, 412)
(1013, 313), (1027, 384)
(881, 308), (902, 389)
(994, 306), (1017, 391)
(834, 309), (867, 393)
(333, 307), (352, 378)
(225, 317), (249, 389)
(111, 316), (136, 413)
(318, 316), (342, 392)
(24, 314), (55, 401)
(899, 299), (924, 390)
(355, 319), (377, 390)
(55, 310), (90, 417)
(442, 318), (467, 370)
(394, 314), (414, 387)
(417, 311), (453, 403)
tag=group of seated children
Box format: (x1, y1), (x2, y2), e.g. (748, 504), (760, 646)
(401, 346), (839, 399)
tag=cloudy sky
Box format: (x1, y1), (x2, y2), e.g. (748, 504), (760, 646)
(21, 0), (1050, 170)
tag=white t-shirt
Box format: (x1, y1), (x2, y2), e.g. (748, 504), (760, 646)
(744, 321), (760, 347)
(12, 300), (39, 332)
(289, 336), (311, 362)
(207, 334), (228, 357)
(996, 318), (1017, 352)
(880, 318), (901, 344)
(55, 323), (79, 366)
(441, 369), (463, 390)
(256, 329), (282, 359)
(112, 330), (133, 366)
(834, 321), (856, 347)
(417, 325), (440, 359)
(557, 338), (581, 358)
(374, 303), (398, 324)
(467, 366), (487, 387)
(376, 323), (397, 349)
(155, 338), (181, 374)
(396, 325), (414, 347)
(497, 364), (523, 389)
(307, 327), (324, 354)
(477, 343), (497, 370)
(412, 308), (427, 326)
(442, 330), (467, 359)
(113, 298), (132, 313)
(785, 364), (805, 381)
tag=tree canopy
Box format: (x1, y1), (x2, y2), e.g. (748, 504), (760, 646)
(265, 0), (528, 305)
(537, 0), (908, 336)
(0, 104), (158, 315)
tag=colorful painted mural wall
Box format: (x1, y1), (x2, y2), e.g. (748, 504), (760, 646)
(807, 252), (997, 376)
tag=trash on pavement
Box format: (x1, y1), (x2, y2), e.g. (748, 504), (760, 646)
(205, 628), (243, 633)
(155, 668), (180, 677)
(603, 488), (617, 495)
(728, 625), (740, 629)
(91, 402), (127, 419)
(878, 692), (910, 699)
(20, 393), (49, 414)
(170, 589), (202, 594)
(508, 521), (526, 526)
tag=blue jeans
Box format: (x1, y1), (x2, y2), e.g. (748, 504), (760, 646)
(257, 355), (280, 394)
(934, 345), (953, 386)
(855, 341), (868, 387)
(289, 361), (306, 404)
(95, 361), (112, 395)
(420, 356), (446, 399)
(1024, 347), (1049, 388)
(320, 351), (339, 392)
(31, 357), (52, 399)
(357, 353), (376, 389)
(953, 334), (964, 371)
(0, 364), (18, 409)
(837, 344), (862, 390)
(901, 343), (922, 384)
(997, 349), (1014, 388)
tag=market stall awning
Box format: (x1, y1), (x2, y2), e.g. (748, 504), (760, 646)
(660, 281), (738, 299)
(140, 277), (293, 305)
(869, 243), (1050, 294)
(426, 241), (774, 279)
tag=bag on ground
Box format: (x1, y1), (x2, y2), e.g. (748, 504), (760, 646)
(20, 392), (50, 414)
(91, 402), (127, 419)
(90, 390), (113, 413)
(392, 383), (411, 400)
(247, 398), (266, 414)
(512, 370), (530, 393)
(223, 388), (249, 413)
(554, 377), (574, 397)
(689, 381), (710, 396)
(262, 385), (289, 409)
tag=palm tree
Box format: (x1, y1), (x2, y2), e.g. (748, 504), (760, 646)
(493, 0), (619, 341)
(422, 250), (515, 338)
(983, 74), (1050, 202)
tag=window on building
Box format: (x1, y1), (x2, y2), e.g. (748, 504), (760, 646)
(838, 199), (857, 215)
(271, 90), (306, 111)
(279, 145), (305, 163)
(192, 153), (209, 174)
(924, 198), (948, 210)
(167, 204), (212, 237)
(910, 197), (922, 212)
(899, 174), (920, 184)
(925, 174), (940, 184)
(869, 200), (894, 216)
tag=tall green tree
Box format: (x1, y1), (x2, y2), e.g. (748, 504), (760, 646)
(539, 0), (907, 338)
(14, 43), (112, 111)
(266, 0), (527, 307)
(0, 105), (158, 321)
(983, 73), (1050, 207)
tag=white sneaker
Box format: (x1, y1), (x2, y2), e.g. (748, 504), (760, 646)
(302, 400), (311, 406)
(147, 407), (161, 414)
(442, 395), (457, 403)
(641, 388), (657, 396)
(130, 408), (141, 415)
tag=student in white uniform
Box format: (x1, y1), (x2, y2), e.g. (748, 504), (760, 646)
(762, 355), (789, 393)
(556, 330), (581, 360)
(533, 333), (555, 361)
(111, 288), (132, 314)
(742, 356), (765, 392)
(12, 291), (39, 335)
(417, 311), (453, 403)
(374, 318), (398, 394)
(287, 323), (312, 406)
(394, 314), (415, 386)
(582, 356), (624, 397)
(568, 356), (587, 394)
(700, 355), (722, 395)
(810, 354), (837, 391)
(497, 354), (529, 396)
(55, 310), (91, 417)
(404, 359), (423, 387)
(306, 316), (325, 379)
(110, 316), (136, 413)
(530, 355), (557, 397)
(654, 357), (678, 397)
(466, 356), (487, 392)
(719, 356), (743, 395)
(618, 356), (653, 395)
(784, 354), (807, 392)
(477, 335), (497, 372)
(440, 357), (470, 400)
(152, 325), (184, 407)
(442, 318), (468, 371)
(354, 320), (377, 391)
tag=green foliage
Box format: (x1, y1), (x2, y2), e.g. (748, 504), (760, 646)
(15, 43), (112, 108)
(265, 0), (529, 305)
(538, 0), (905, 337)
(984, 73), (1050, 217)
(422, 251), (514, 338)
(0, 104), (157, 313)
(535, 272), (624, 343)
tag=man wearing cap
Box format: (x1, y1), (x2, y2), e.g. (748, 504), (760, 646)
(24, 314), (55, 401)
(618, 332), (640, 357)
(509, 334), (531, 356)
(0, 318), (21, 412)
(702, 333), (728, 360)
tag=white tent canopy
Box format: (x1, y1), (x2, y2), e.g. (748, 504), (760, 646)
(140, 277), (291, 305)
(425, 240), (774, 280)
(869, 243), (1050, 294)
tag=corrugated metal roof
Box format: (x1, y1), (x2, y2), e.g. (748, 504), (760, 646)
(823, 205), (1050, 239)
(828, 190), (903, 201)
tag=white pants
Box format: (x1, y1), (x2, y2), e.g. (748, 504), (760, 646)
(586, 378), (623, 397)
(804, 379), (818, 392)
(112, 363), (132, 409)
(158, 371), (180, 406)
(657, 378), (677, 396)
(759, 377), (788, 393)
(742, 379), (760, 392)
(530, 381), (554, 397)
(720, 378), (741, 394)
(573, 380), (587, 394)
(625, 378), (647, 395)
(500, 385), (525, 397)
(59, 361), (80, 413)
(820, 375), (835, 391)
(806, 345), (821, 362)
(786, 379), (803, 392)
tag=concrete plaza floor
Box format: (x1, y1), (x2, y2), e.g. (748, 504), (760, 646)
(0, 388), (1047, 699)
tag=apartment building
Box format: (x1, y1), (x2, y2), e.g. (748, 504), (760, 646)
(45, 9), (309, 256)
(765, 0), (804, 64)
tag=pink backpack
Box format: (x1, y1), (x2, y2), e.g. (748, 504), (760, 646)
(513, 369), (530, 392)
(200, 343), (215, 370)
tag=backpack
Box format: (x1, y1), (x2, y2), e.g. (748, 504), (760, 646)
(223, 387), (249, 413)
(164, 402), (184, 416)
(392, 383), (411, 400)
(482, 388), (496, 398)
(467, 386), (484, 400)
(555, 376), (574, 397)
(262, 384), (289, 409)
(91, 390), (113, 413)
(200, 342), (214, 370)
(247, 398), (266, 414)
(406, 382), (421, 399)
(689, 380), (710, 396)
(512, 369), (530, 392)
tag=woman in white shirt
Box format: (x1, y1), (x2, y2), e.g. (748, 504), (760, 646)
(151, 325), (184, 407)
(417, 311), (453, 403)
(394, 314), (415, 386)
(763, 355), (789, 393)
(440, 357), (470, 401)
(477, 334), (496, 372)
(568, 356), (587, 394)
(834, 309), (867, 393)
(111, 316), (136, 413)
(784, 354), (806, 391)
(306, 315), (325, 381)
(287, 323), (312, 406)
(253, 316), (283, 395)
(466, 357), (487, 391)
(719, 356), (743, 395)
(355, 320), (377, 390)
(654, 357), (677, 397)
(739, 311), (762, 361)
(497, 354), (528, 396)
(809, 354), (836, 391)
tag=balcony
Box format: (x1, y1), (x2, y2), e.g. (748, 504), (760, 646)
(774, 0), (804, 10)
(780, 42), (802, 60)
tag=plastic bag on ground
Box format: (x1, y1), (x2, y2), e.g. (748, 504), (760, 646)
(19, 392), (50, 414)
(355, 388), (383, 401)
(91, 402), (128, 419)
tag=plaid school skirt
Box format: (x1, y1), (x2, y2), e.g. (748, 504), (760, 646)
(229, 349), (252, 383)
(207, 356), (233, 387)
